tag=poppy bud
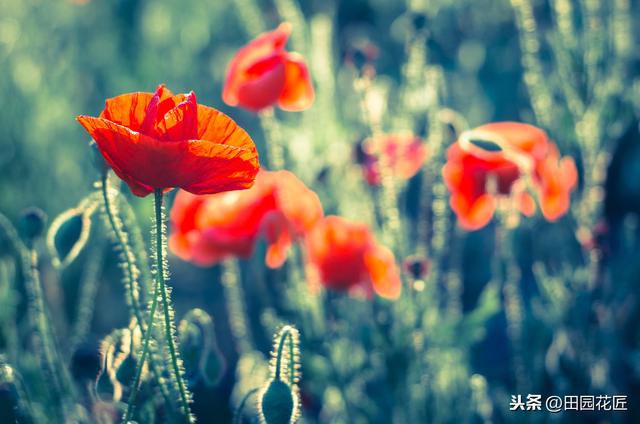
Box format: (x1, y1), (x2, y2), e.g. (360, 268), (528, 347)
(95, 335), (122, 402)
(90, 141), (110, 176)
(353, 138), (370, 165)
(402, 255), (431, 280)
(0, 362), (21, 423)
(410, 11), (428, 32)
(259, 379), (295, 424)
(178, 320), (204, 385)
(18, 207), (47, 244)
(47, 207), (92, 268)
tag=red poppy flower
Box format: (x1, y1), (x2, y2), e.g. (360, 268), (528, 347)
(169, 170), (322, 268)
(77, 84), (260, 197)
(442, 122), (577, 230)
(305, 216), (401, 299)
(359, 133), (427, 185)
(222, 23), (314, 112)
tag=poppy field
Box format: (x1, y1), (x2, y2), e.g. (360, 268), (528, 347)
(1, 0), (639, 423)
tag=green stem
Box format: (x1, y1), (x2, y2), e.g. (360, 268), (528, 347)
(274, 329), (293, 383)
(100, 176), (172, 411)
(154, 189), (193, 422)
(122, 271), (161, 423)
(101, 176), (144, 326)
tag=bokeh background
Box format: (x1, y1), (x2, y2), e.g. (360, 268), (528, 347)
(2, 0), (640, 422)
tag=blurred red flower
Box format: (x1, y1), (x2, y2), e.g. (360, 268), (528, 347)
(305, 216), (401, 299)
(77, 84), (259, 197)
(169, 170), (322, 268)
(222, 23), (314, 112)
(442, 122), (577, 230)
(359, 133), (427, 185)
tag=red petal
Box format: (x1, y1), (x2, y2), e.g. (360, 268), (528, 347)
(235, 59), (287, 111)
(179, 140), (259, 195)
(278, 53), (315, 111)
(156, 91), (199, 141)
(77, 116), (187, 195)
(100, 85), (173, 132)
(364, 244), (401, 300)
(196, 104), (259, 151)
(77, 116), (259, 196)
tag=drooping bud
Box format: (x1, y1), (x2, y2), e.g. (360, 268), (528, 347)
(178, 308), (227, 387)
(402, 254), (431, 280)
(0, 360), (22, 422)
(95, 333), (122, 402)
(258, 325), (301, 424)
(260, 379), (295, 424)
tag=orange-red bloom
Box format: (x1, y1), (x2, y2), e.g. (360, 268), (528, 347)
(223, 23), (314, 112)
(442, 122), (577, 230)
(77, 84), (259, 197)
(169, 170), (322, 268)
(360, 133), (427, 185)
(305, 216), (401, 299)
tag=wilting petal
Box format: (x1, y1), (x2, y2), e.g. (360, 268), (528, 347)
(364, 245), (401, 300)
(273, 170), (323, 233)
(262, 211), (293, 268)
(476, 121), (549, 160)
(450, 193), (496, 231)
(516, 191), (537, 217)
(278, 54), (315, 111)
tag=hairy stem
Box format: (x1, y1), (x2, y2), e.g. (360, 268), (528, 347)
(154, 189), (194, 422)
(122, 269), (161, 423)
(100, 176), (172, 412)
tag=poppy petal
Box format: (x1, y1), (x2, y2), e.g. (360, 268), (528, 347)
(451, 193), (496, 231)
(157, 91), (199, 141)
(196, 104), (258, 152)
(100, 85), (174, 132)
(77, 116), (189, 194)
(180, 140), (259, 195)
(364, 245), (401, 300)
(278, 54), (315, 111)
(236, 60), (287, 111)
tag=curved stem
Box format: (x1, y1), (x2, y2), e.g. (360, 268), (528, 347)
(101, 176), (145, 325)
(154, 189), (193, 422)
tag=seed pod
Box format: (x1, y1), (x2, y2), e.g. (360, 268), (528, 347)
(19, 207), (47, 244)
(259, 379), (295, 424)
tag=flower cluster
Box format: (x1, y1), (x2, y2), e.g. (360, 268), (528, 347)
(443, 122), (577, 230)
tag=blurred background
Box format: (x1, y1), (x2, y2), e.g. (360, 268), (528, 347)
(1, 0), (640, 422)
